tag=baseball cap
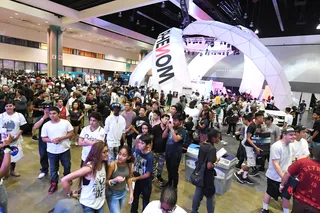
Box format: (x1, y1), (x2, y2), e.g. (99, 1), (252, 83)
(294, 125), (306, 132)
(282, 126), (295, 133)
(111, 103), (121, 109)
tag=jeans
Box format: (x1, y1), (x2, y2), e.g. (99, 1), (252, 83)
(38, 138), (49, 173)
(82, 204), (104, 213)
(165, 153), (182, 188)
(0, 184), (8, 213)
(48, 149), (71, 183)
(192, 186), (215, 213)
(153, 152), (165, 178)
(130, 180), (152, 213)
(108, 146), (119, 163)
(227, 123), (236, 135)
(125, 134), (133, 150)
(106, 189), (127, 213)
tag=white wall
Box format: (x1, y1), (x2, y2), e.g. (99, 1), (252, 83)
(0, 43), (134, 72)
(204, 44), (320, 84)
(0, 22), (139, 69)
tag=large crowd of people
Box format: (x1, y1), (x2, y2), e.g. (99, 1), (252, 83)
(0, 74), (319, 213)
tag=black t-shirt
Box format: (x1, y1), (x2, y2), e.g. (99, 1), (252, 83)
(131, 116), (149, 138)
(38, 117), (51, 141)
(184, 121), (194, 131)
(165, 126), (186, 155)
(198, 143), (216, 196)
(33, 98), (44, 118)
(85, 98), (97, 106)
(244, 122), (259, 147)
(167, 94), (173, 101)
(312, 120), (320, 142)
(151, 124), (167, 153)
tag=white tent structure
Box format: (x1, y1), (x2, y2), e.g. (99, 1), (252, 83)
(129, 20), (293, 110)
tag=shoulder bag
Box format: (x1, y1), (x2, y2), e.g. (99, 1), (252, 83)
(190, 151), (209, 188)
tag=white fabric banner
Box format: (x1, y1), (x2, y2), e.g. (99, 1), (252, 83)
(152, 28), (190, 95)
(239, 55), (265, 98)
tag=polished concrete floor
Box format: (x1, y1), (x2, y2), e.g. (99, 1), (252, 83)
(5, 112), (313, 213)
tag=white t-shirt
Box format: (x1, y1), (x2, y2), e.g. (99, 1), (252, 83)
(284, 114), (293, 126)
(104, 115), (126, 147)
(292, 138), (310, 159)
(259, 102), (266, 111)
(80, 126), (105, 161)
(266, 140), (295, 182)
(41, 119), (73, 154)
(184, 107), (199, 130)
(143, 201), (186, 213)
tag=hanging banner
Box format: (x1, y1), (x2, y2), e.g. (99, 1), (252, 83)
(152, 28), (190, 95)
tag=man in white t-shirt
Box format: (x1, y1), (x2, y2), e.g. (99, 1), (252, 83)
(104, 103), (126, 163)
(261, 127), (296, 213)
(283, 107), (293, 128)
(143, 187), (186, 213)
(41, 107), (73, 195)
(292, 125), (310, 160)
(78, 112), (105, 166)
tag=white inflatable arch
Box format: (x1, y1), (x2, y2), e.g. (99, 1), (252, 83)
(130, 20), (293, 110)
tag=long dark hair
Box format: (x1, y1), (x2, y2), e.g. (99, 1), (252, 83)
(119, 146), (134, 164)
(83, 141), (108, 177)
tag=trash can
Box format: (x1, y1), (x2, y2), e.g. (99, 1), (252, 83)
(185, 144), (200, 182)
(214, 155), (238, 195)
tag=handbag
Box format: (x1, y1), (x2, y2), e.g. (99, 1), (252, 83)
(190, 151), (209, 188)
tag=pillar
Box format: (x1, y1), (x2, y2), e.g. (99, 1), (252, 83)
(47, 25), (63, 77)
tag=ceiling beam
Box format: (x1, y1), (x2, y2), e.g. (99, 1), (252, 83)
(9, 0), (155, 48)
(15, 0), (79, 19)
(62, 0), (165, 25)
(169, 0), (213, 20)
(1, 0), (61, 24)
(272, 0), (284, 31)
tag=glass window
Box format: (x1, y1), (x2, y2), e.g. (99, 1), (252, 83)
(74, 67), (82, 72)
(26, 62), (37, 71)
(64, 66), (72, 71)
(97, 54), (104, 59)
(39, 63), (48, 73)
(79, 51), (85, 56)
(15, 61), (25, 71)
(3, 60), (14, 69)
(40, 43), (47, 50)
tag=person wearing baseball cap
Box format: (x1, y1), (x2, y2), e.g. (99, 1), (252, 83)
(292, 125), (310, 160)
(104, 103), (126, 163)
(261, 126), (296, 213)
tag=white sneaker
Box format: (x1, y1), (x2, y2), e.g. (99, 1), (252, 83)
(38, 172), (46, 179)
(221, 140), (228, 146)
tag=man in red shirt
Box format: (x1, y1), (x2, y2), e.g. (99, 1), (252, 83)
(281, 146), (320, 213)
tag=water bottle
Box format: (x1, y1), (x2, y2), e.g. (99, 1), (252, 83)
(1, 128), (7, 143)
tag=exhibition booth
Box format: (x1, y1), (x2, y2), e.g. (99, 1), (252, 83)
(129, 20), (293, 110)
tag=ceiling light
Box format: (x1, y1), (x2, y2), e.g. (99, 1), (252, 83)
(38, 23), (41, 26)
(151, 26), (155, 31)
(136, 20), (140, 25)
(69, 28), (72, 30)
(9, 16), (13, 19)
(317, 24), (320, 30)
(118, 12), (122, 18)
(80, 35), (83, 36)
(45, 21), (48, 24)
(249, 22), (254, 27)
(243, 13), (248, 19)
(15, 13), (19, 16)
(161, 2), (166, 8)
(89, 33), (91, 35)
(89, 40), (92, 42)
(255, 29), (259, 34)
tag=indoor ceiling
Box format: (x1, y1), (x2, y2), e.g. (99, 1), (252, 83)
(5, 0), (320, 50)
(0, 6), (139, 52)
